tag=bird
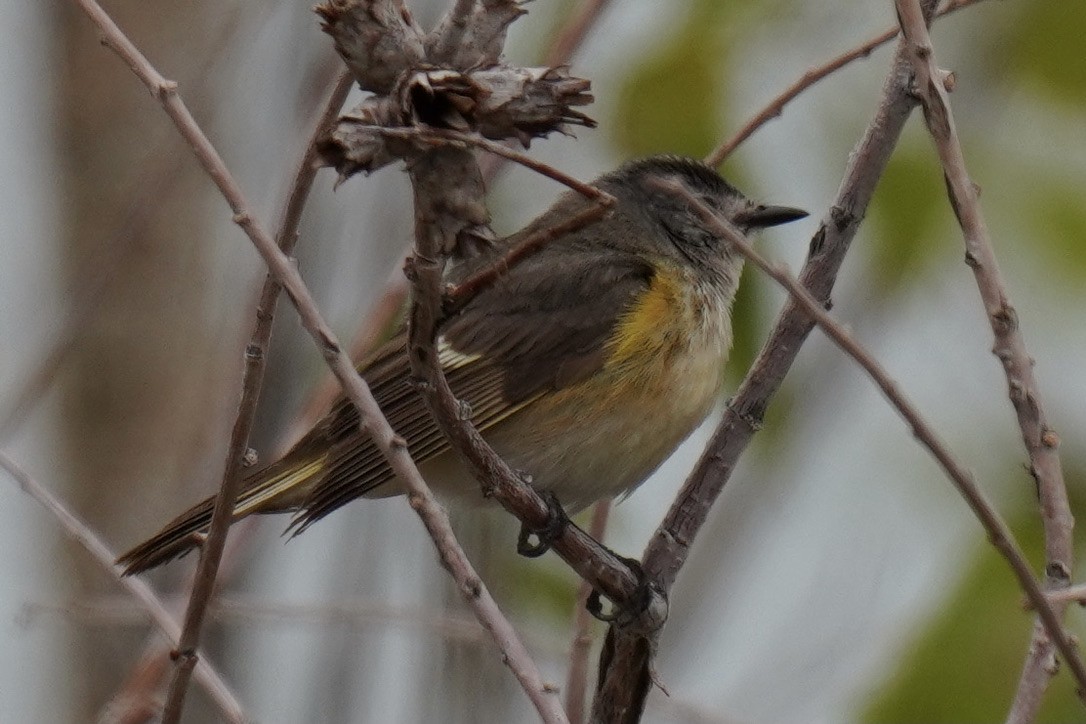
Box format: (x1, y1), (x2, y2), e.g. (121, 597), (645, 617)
(117, 155), (806, 575)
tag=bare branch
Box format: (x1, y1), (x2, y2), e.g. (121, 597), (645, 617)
(0, 450), (249, 723)
(1041, 584), (1086, 609)
(444, 198), (612, 316)
(68, 1), (567, 719)
(659, 177), (1086, 706)
(565, 501), (612, 724)
(160, 66), (356, 724)
(704, 0), (993, 167)
(894, 0), (1080, 717)
(544, 0), (613, 67)
(591, 4), (943, 717)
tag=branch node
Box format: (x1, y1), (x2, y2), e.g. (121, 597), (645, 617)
(940, 69), (957, 92)
(156, 79), (179, 101)
(462, 576), (484, 599)
(1046, 561), (1072, 585)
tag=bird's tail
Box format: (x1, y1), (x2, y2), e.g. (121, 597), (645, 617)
(116, 454), (327, 576)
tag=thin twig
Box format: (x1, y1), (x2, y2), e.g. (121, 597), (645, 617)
(544, 0), (613, 67)
(160, 66), (355, 724)
(660, 177), (1086, 704)
(1040, 584), (1086, 609)
(893, 0), (1080, 717)
(704, 0), (991, 167)
(344, 0), (615, 351)
(404, 144), (574, 722)
(98, 66), (353, 723)
(592, 6), (942, 717)
(0, 450), (249, 723)
(374, 126), (610, 200)
(32, 595), (566, 655)
(444, 199), (613, 316)
(69, 2), (565, 720)
(565, 501), (611, 724)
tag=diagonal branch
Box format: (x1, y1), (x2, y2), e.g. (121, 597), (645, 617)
(591, 4), (943, 719)
(161, 66), (355, 724)
(705, 0), (991, 166)
(0, 450), (249, 723)
(69, 0), (565, 721)
(893, 0), (1079, 719)
(98, 66), (354, 724)
(658, 178), (1086, 705)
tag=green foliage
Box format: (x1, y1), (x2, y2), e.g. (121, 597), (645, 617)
(611, 28), (720, 157)
(1003, 3), (1086, 106)
(866, 143), (953, 293)
(727, 265), (764, 387)
(1021, 174), (1086, 285)
(862, 487), (1086, 723)
(610, 0), (755, 158)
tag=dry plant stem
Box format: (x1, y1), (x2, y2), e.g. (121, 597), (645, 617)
(384, 141), (637, 608)
(591, 7), (941, 719)
(704, 0), (989, 167)
(69, 2), (567, 720)
(287, 265), (409, 442)
(405, 149), (575, 724)
(160, 67), (355, 724)
(375, 125), (610, 200)
(104, 67), (354, 724)
(0, 450), (248, 723)
(565, 501), (612, 724)
(544, 0), (613, 67)
(894, 0), (1079, 718)
(330, 0), (616, 360)
(1042, 584), (1086, 608)
(403, 165), (639, 609)
(320, 0), (612, 389)
(666, 178), (1086, 701)
(446, 200), (613, 315)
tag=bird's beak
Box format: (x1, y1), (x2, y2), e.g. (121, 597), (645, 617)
(735, 204), (809, 229)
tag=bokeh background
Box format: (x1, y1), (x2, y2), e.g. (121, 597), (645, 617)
(2, 1), (1085, 722)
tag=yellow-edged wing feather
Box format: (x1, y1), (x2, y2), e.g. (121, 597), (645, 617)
(118, 235), (655, 575)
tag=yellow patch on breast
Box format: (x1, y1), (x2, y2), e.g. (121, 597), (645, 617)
(487, 262), (733, 508)
(606, 265), (690, 380)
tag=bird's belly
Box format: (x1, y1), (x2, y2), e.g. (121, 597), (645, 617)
(417, 271), (733, 510)
(484, 338), (726, 511)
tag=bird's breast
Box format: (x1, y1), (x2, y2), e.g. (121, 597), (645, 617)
(487, 263), (735, 509)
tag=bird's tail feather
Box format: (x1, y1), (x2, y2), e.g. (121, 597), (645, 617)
(116, 455), (326, 576)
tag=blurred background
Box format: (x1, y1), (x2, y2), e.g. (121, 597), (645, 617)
(2, 0), (1085, 721)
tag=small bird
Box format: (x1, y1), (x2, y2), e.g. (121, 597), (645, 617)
(117, 155), (805, 575)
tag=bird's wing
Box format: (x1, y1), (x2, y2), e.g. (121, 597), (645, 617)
(291, 247), (654, 530)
